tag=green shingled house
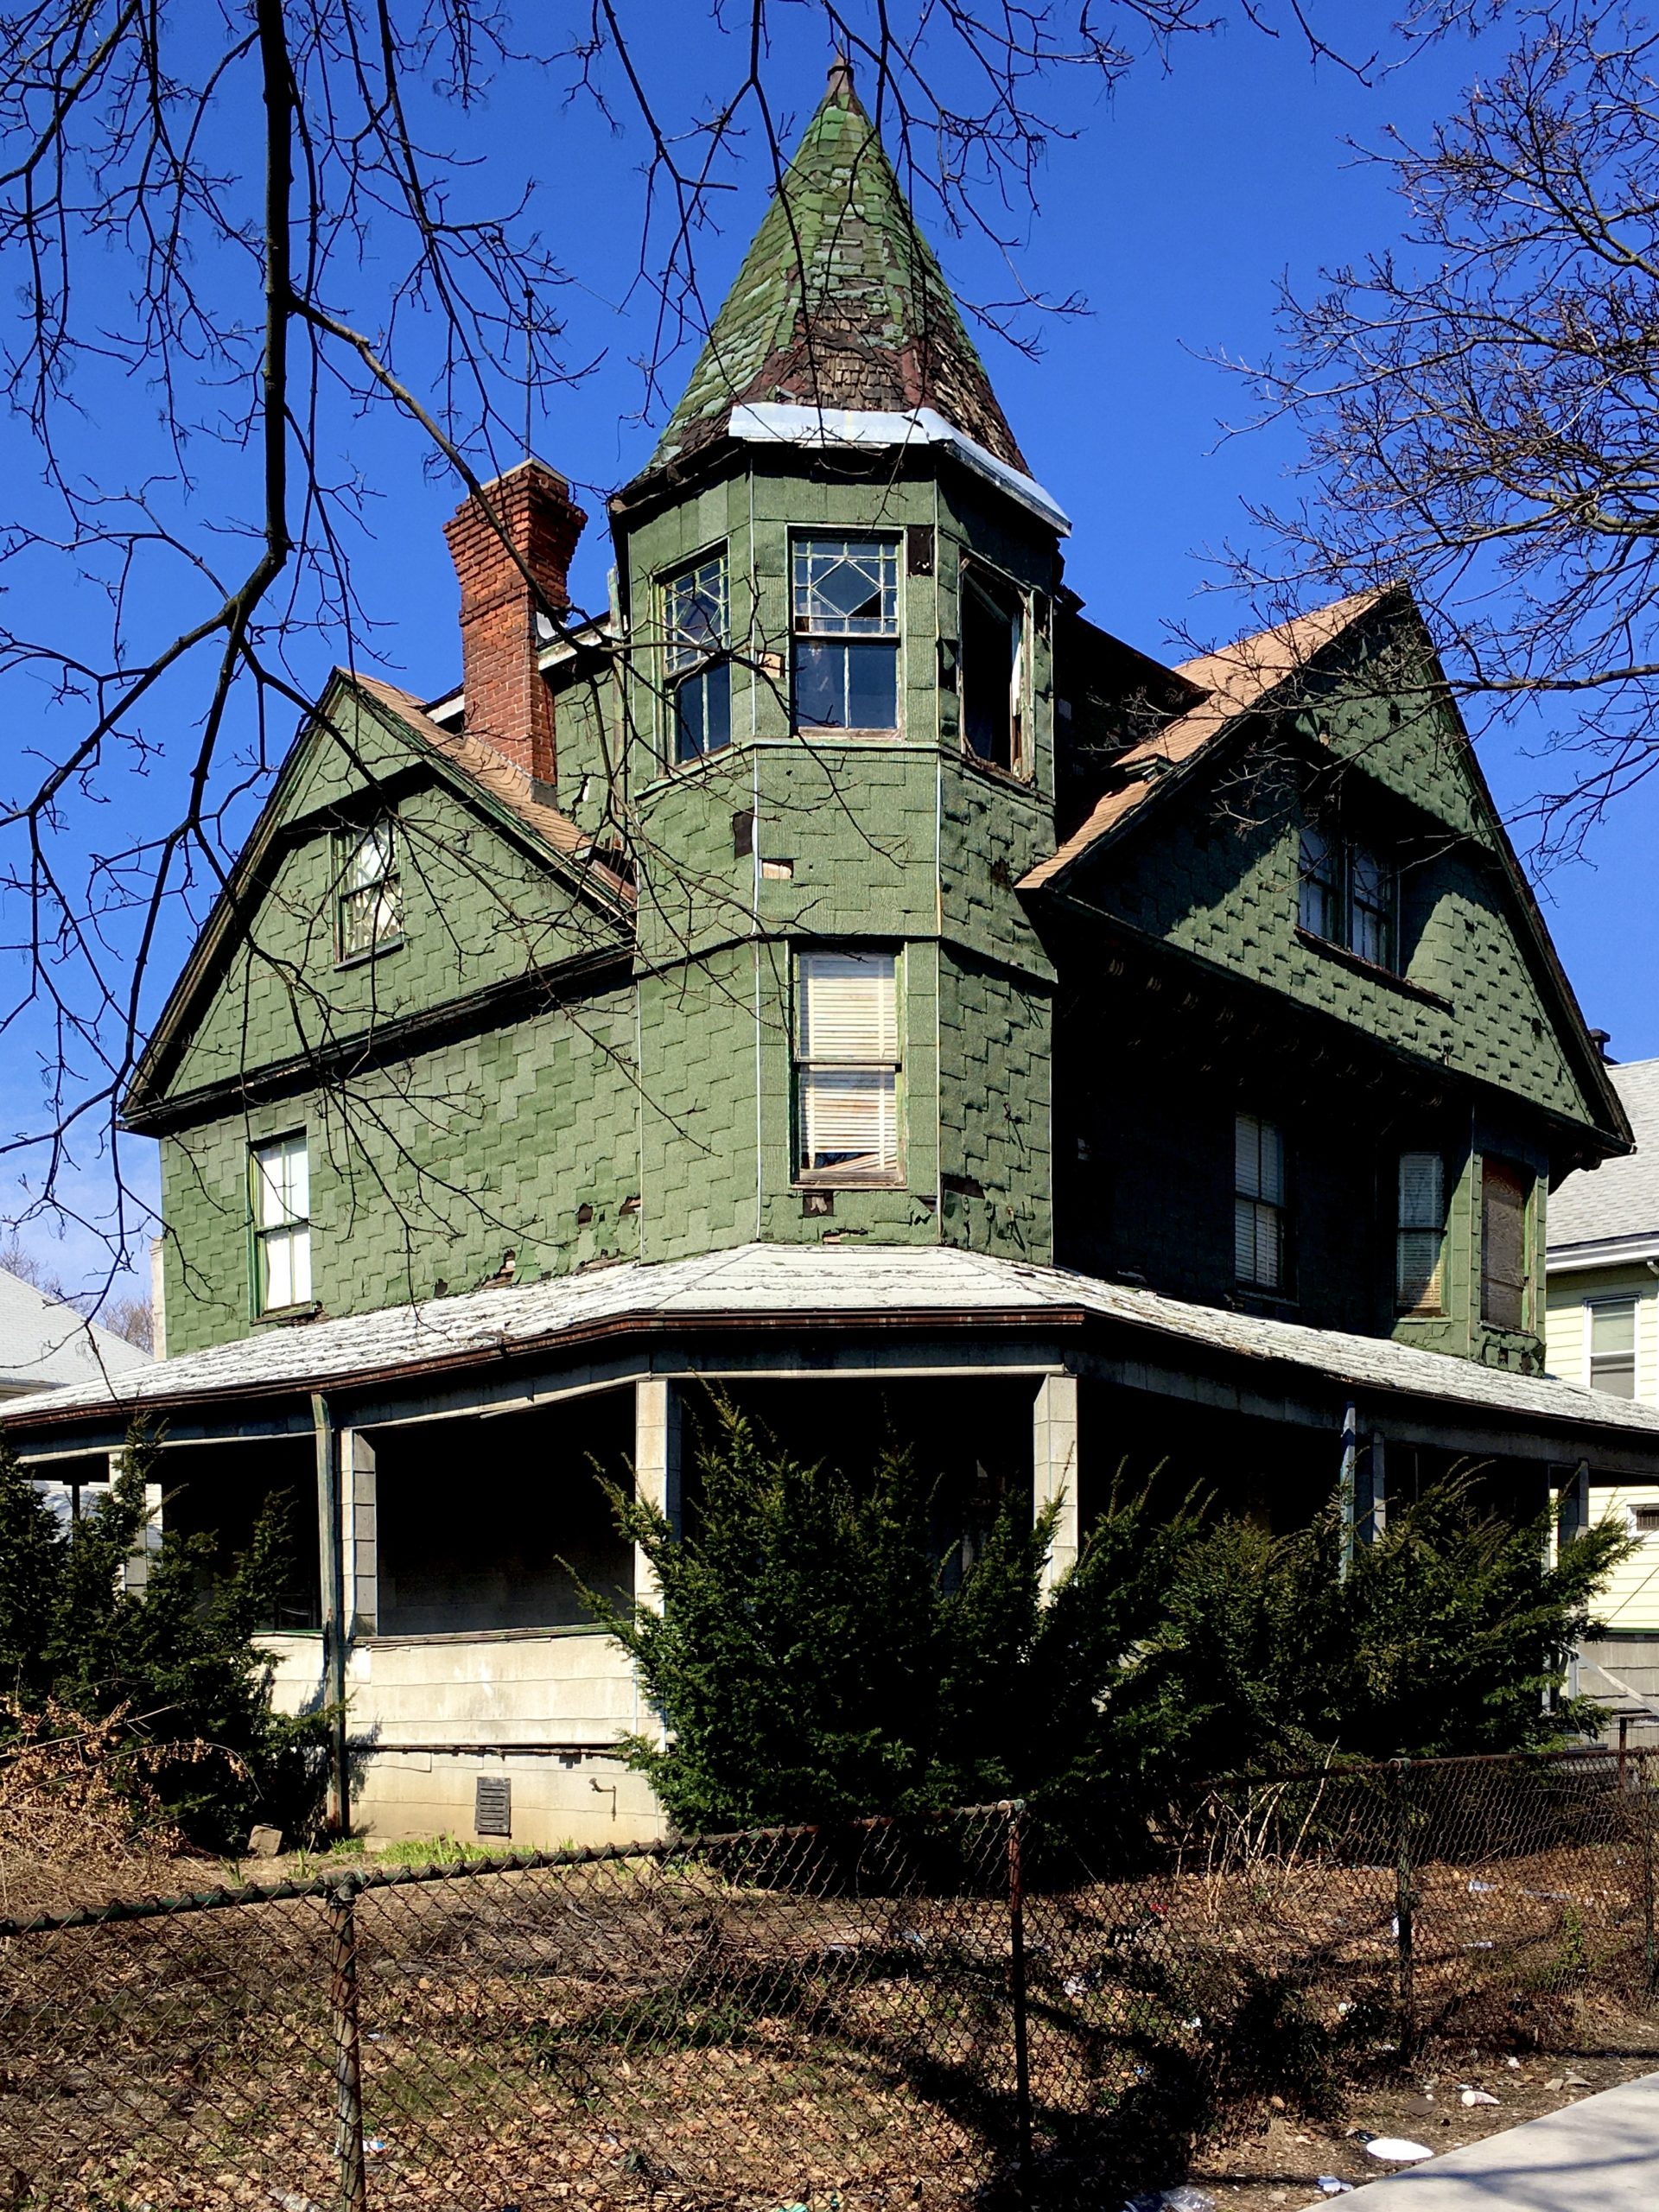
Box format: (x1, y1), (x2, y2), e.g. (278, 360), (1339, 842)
(7, 66), (1659, 1846)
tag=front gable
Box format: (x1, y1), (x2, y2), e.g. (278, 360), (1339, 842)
(1033, 596), (1626, 1154)
(126, 676), (631, 1130)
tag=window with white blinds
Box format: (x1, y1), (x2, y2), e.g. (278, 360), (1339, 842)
(795, 949), (900, 1179)
(252, 1134), (312, 1313)
(1396, 1151), (1446, 1313)
(1234, 1113), (1286, 1289)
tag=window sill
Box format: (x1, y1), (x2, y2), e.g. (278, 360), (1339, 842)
(252, 1300), (323, 1328)
(958, 747), (1035, 791)
(1295, 927), (1452, 1011)
(792, 1173), (906, 1192)
(334, 938), (405, 973)
(791, 724), (903, 744)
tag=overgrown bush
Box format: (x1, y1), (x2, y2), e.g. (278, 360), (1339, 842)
(593, 1402), (1630, 1829)
(0, 1425), (327, 1850)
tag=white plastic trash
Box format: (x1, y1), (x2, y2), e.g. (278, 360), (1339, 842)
(1461, 2088), (1500, 2107)
(1364, 2139), (1434, 2163)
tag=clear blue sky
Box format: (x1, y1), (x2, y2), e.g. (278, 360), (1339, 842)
(6, 5), (1655, 1294)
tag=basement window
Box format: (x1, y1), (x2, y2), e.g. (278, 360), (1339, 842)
(795, 948), (900, 1182)
(791, 537), (899, 733)
(1396, 1151), (1446, 1313)
(1589, 1299), (1637, 1399)
(960, 563), (1029, 777)
(664, 549), (731, 763)
(1234, 1114), (1286, 1291)
(1479, 1157), (1531, 1332)
(335, 817), (401, 962)
(252, 1134), (312, 1314)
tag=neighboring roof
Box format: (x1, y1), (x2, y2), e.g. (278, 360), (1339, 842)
(1021, 589), (1389, 894)
(6, 1241), (1657, 1448)
(1548, 1059), (1659, 1260)
(0, 1268), (149, 1395)
(641, 65), (1025, 483)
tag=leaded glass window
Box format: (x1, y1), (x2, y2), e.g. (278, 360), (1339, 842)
(664, 551), (731, 763)
(791, 537), (899, 732)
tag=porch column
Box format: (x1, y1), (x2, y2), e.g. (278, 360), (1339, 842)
(633, 1375), (683, 1611)
(342, 1427), (378, 1637)
(1033, 1372), (1080, 1598)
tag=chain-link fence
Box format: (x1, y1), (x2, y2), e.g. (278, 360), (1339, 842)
(2, 1750), (1656, 2211)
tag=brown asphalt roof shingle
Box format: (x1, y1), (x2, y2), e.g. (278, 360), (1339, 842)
(1020, 589), (1391, 894)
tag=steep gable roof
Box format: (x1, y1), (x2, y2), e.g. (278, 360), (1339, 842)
(1549, 1059), (1659, 1252)
(124, 671), (632, 1126)
(0, 1268), (148, 1395)
(644, 65), (1024, 480)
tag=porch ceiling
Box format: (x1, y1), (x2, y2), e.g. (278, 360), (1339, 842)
(3, 1243), (1657, 1453)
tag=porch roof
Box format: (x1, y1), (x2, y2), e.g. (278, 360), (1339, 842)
(3, 1243), (1656, 1447)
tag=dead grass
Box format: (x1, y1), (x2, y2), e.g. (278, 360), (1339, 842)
(0, 1700), (189, 1923)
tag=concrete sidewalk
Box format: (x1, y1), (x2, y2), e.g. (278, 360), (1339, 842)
(1353, 2072), (1659, 2212)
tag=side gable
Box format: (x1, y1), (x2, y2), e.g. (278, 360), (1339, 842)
(1023, 590), (1629, 1154)
(124, 674), (632, 1131)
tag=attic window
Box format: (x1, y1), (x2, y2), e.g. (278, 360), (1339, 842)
(791, 537), (899, 733)
(335, 817), (401, 962)
(1298, 823), (1397, 972)
(960, 563), (1029, 778)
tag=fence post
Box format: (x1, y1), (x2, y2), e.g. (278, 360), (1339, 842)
(1007, 1802), (1033, 2198)
(1642, 1750), (1656, 1999)
(327, 1878), (369, 2212)
(1392, 1759), (1415, 2063)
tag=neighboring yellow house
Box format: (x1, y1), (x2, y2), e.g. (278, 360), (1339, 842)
(1548, 1057), (1659, 1716)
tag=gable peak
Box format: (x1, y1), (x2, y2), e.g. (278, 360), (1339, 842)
(639, 63), (1027, 486)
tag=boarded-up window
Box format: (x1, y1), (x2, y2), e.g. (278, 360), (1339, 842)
(1589, 1300), (1637, 1399)
(1234, 1114), (1286, 1290)
(795, 950), (900, 1179)
(1396, 1151), (1445, 1313)
(1480, 1158), (1530, 1331)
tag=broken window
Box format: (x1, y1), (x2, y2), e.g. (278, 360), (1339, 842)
(1589, 1299), (1637, 1398)
(1396, 1150), (1446, 1313)
(251, 1133), (311, 1313)
(1234, 1113), (1286, 1290)
(664, 549), (731, 762)
(795, 948), (900, 1180)
(1479, 1157), (1530, 1331)
(960, 563), (1028, 775)
(791, 536), (899, 732)
(335, 817), (401, 961)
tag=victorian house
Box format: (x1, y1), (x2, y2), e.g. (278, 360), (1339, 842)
(6, 67), (1657, 1846)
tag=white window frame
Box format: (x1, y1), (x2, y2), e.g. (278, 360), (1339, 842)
(251, 1134), (313, 1315)
(662, 547), (732, 765)
(793, 948), (902, 1185)
(959, 557), (1032, 779)
(790, 535), (902, 735)
(1586, 1295), (1639, 1400)
(1234, 1113), (1287, 1291)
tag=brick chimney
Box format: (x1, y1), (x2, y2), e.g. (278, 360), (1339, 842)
(443, 458), (587, 792)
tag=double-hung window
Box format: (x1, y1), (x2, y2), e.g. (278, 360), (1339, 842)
(1396, 1151), (1446, 1313)
(664, 550), (730, 763)
(1298, 823), (1397, 971)
(336, 817), (401, 962)
(1234, 1114), (1287, 1290)
(795, 949), (900, 1180)
(1589, 1299), (1638, 1399)
(960, 563), (1028, 776)
(791, 537), (899, 732)
(252, 1135), (312, 1313)
(1480, 1157), (1531, 1331)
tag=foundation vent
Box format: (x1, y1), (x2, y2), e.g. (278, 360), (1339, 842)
(474, 1774), (512, 1839)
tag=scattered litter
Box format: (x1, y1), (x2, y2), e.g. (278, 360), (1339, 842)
(1467, 1878), (1498, 1894)
(899, 1929), (926, 1948)
(1316, 2181), (1353, 2197)
(364, 2139), (389, 2157)
(1460, 2089), (1500, 2107)
(1184, 2016), (1204, 2031)
(1336, 2001), (1353, 2015)
(1063, 1974), (1094, 1999)
(1390, 1916), (1400, 1938)
(1121, 2190), (1215, 2212)
(1462, 1941), (1495, 1950)
(1504, 2056), (1521, 2069)
(1546, 2078), (1565, 2092)
(1363, 2139), (1433, 2163)
(1564, 2073), (1592, 2089)
(266, 2195), (319, 2212)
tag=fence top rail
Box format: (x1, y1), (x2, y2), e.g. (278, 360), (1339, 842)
(1187, 1743), (1653, 1793)
(0, 1797), (1024, 1942)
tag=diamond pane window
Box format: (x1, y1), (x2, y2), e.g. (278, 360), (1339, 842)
(1234, 1113), (1286, 1290)
(336, 818), (401, 960)
(252, 1134), (312, 1313)
(663, 553), (731, 763)
(795, 949), (900, 1179)
(791, 537), (899, 732)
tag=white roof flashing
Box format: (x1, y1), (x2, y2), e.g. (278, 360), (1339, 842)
(728, 404), (1071, 538)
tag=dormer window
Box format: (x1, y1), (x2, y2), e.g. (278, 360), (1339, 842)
(960, 563), (1029, 778)
(1298, 823), (1396, 971)
(664, 550), (731, 763)
(335, 817), (401, 962)
(792, 536), (899, 733)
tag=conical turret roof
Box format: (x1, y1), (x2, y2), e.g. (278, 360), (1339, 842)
(645, 64), (1027, 480)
